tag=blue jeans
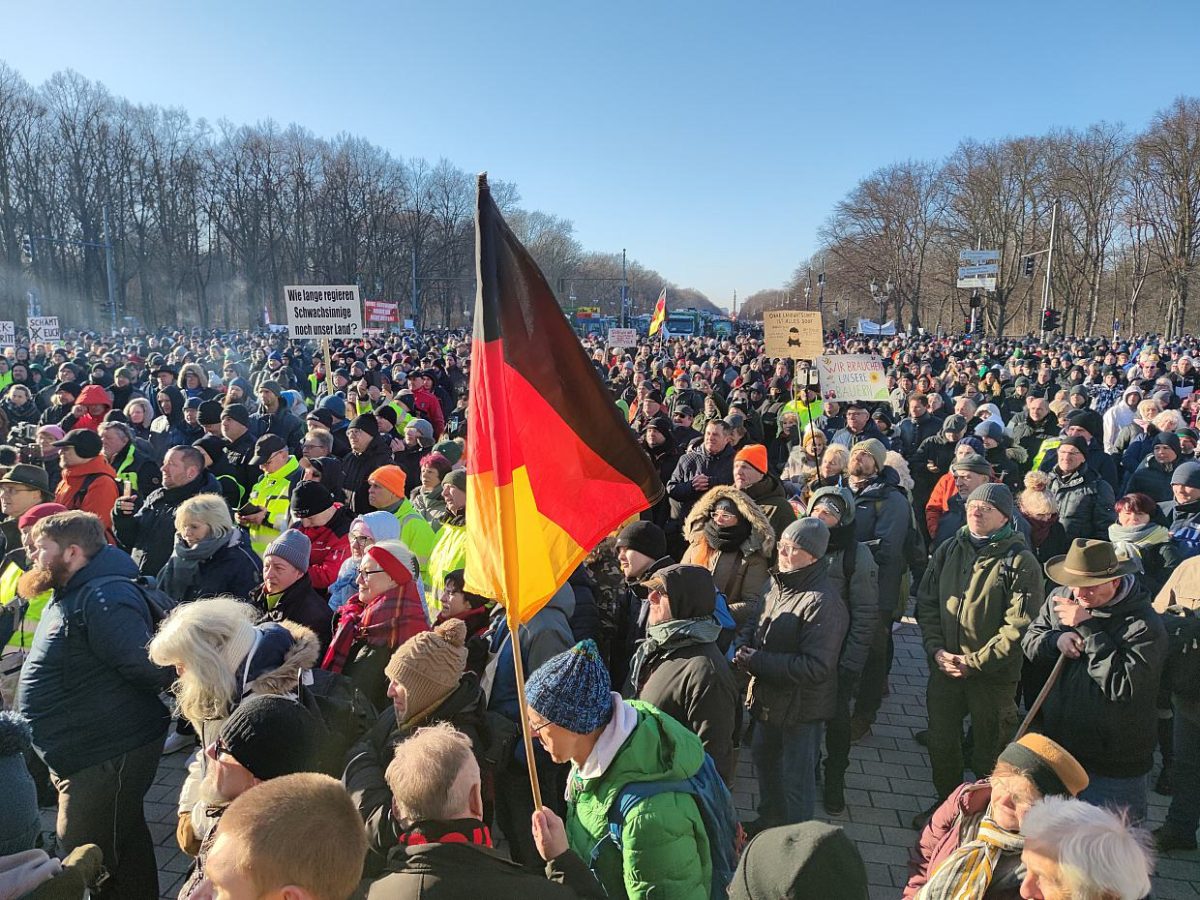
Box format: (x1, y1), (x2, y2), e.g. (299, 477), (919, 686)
(1079, 773), (1149, 825)
(751, 718), (823, 825)
(1166, 707), (1200, 837)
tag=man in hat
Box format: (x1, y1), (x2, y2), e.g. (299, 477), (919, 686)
(1010, 395), (1061, 472)
(220, 403), (261, 500)
(250, 529), (332, 649)
(98, 420), (161, 499)
(732, 443), (795, 540)
(1040, 408), (1119, 492)
(911, 414), (968, 536)
(628, 563), (738, 784)
(737, 517), (848, 830)
(846, 438), (914, 741)
(51, 429), (120, 536)
(914, 482), (1044, 828)
(240, 434), (302, 556)
(343, 413), (395, 516)
(252, 379), (304, 458)
(1167, 460), (1200, 559)
(1022, 538), (1168, 822)
(290, 481), (354, 592)
(928, 453), (994, 551)
(1047, 436), (1117, 541)
(525, 639), (712, 899)
(0, 464), (52, 556)
(176, 694), (325, 897)
(831, 401), (887, 450)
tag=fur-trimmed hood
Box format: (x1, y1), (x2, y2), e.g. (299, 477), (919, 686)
(243, 620), (321, 697)
(683, 484), (776, 557)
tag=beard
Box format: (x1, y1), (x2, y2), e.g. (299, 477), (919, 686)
(18, 564), (59, 597)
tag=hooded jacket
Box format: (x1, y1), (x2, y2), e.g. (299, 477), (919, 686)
(16, 545), (173, 775)
(682, 485), (774, 635)
(108, 437), (162, 497)
(149, 384), (191, 457)
(746, 558), (849, 725)
(1022, 578), (1167, 777)
(54, 454), (120, 536)
(625, 564), (739, 785)
(807, 486), (879, 675)
(852, 466), (915, 616)
(113, 470), (222, 577)
(343, 435), (395, 515)
(1120, 433), (1182, 502)
(565, 698), (711, 900)
(72, 383), (112, 431)
(917, 528), (1044, 683)
(253, 383), (305, 457)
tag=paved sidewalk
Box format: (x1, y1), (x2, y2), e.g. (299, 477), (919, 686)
(143, 620), (1200, 899)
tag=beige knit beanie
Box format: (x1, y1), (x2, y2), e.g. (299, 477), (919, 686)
(384, 619), (468, 720)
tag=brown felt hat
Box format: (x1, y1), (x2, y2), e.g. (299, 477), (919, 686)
(1044, 538), (1140, 587)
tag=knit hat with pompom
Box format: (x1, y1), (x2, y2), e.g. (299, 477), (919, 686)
(384, 619), (468, 721)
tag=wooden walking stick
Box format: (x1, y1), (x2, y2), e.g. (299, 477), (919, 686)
(1015, 653), (1068, 739)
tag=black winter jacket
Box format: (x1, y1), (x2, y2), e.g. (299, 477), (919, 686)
(15, 546), (173, 774)
(250, 574), (333, 652)
(665, 444), (735, 524)
(1049, 467), (1117, 541)
(1022, 579), (1167, 777)
(112, 471), (222, 576)
(343, 436), (395, 515)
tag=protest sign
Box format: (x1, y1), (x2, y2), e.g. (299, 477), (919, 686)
(28, 316), (60, 343)
(814, 354), (890, 402)
(607, 327), (637, 348)
(764, 310), (824, 359)
(365, 300), (399, 323)
(283, 285), (363, 339)
(0, 321), (14, 349)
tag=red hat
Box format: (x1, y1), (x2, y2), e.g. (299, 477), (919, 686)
(18, 502), (68, 531)
(735, 444), (769, 474)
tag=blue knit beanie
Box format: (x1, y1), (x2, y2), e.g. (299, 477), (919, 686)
(525, 639), (612, 735)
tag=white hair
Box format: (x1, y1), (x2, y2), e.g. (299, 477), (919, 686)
(1021, 797), (1153, 900)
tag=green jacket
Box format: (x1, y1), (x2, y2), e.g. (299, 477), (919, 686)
(916, 529), (1045, 682)
(566, 700), (710, 900)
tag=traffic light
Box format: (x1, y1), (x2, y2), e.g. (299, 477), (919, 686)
(1042, 308), (1060, 331)
(1024, 256), (1035, 277)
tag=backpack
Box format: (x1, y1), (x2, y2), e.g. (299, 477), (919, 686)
(80, 573), (179, 627)
(296, 667), (377, 775)
(1160, 605), (1200, 700)
(71, 471), (118, 510)
(589, 753), (739, 900)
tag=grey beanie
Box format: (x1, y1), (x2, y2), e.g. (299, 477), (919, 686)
(406, 417), (435, 444)
(780, 517), (830, 559)
(1172, 461), (1200, 489)
(974, 420), (1004, 441)
(952, 453), (993, 477)
(264, 529), (311, 572)
(968, 482), (1014, 521)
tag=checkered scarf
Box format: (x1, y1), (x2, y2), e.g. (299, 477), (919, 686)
(321, 576), (427, 674)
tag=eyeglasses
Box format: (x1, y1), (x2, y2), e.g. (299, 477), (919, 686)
(528, 718), (552, 735)
(212, 737), (234, 760)
(357, 567), (385, 580)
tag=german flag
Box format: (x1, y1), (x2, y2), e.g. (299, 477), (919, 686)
(648, 287), (667, 336)
(465, 174), (663, 624)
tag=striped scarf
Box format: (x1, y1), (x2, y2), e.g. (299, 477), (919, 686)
(321, 579), (427, 674)
(916, 812), (1024, 900)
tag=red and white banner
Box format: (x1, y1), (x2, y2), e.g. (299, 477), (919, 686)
(364, 300), (399, 323)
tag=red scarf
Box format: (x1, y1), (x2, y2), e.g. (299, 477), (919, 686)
(398, 819), (492, 848)
(321, 551), (428, 673)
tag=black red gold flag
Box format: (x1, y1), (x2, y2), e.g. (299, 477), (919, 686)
(464, 173), (663, 624)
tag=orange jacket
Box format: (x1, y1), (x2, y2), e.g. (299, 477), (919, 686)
(55, 455), (120, 538)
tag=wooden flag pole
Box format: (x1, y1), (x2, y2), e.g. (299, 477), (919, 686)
(509, 617), (545, 812)
(1016, 653), (1067, 739)
(321, 338), (336, 393)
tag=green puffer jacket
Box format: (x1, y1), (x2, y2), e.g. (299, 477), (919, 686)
(916, 528), (1045, 683)
(565, 700), (710, 900)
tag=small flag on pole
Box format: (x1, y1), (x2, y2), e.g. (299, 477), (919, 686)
(648, 288), (667, 337)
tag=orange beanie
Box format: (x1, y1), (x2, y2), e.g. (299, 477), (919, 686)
(735, 444), (768, 474)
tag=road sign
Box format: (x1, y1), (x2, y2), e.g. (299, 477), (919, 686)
(607, 327), (637, 348)
(959, 249), (1000, 264)
(283, 285), (362, 339)
(957, 263), (1000, 277)
(0, 322), (14, 349)
(764, 310), (824, 360)
(956, 275), (997, 291)
(28, 316), (59, 343)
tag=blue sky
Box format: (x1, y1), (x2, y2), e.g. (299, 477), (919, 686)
(3, 1), (1197, 310)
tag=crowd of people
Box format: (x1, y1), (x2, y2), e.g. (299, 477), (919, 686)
(4, 322), (1198, 898)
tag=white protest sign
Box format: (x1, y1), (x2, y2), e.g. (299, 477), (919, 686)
(283, 285), (363, 340)
(764, 310), (824, 359)
(607, 327), (638, 348)
(0, 322), (14, 349)
(28, 316), (60, 343)
(814, 354), (890, 402)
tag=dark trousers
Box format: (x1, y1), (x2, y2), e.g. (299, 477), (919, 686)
(1166, 706), (1200, 837)
(854, 622), (894, 724)
(752, 718), (823, 825)
(824, 671), (858, 782)
(50, 735), (164, 900)
(926, 670), (1019, 801)
(495, 757), (567, 869)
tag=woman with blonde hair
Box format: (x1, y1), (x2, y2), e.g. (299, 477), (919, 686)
(1017, 470), (1070, 571)
(156, 494), (261, 604)
(123, 397), (154, 444)
(148, 595), (321, 853)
